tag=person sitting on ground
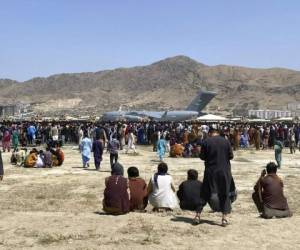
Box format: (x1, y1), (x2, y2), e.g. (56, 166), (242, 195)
(10, 150), (18, 165)
(103, 162), (130, 215)
(42, 147), (53, 168)
(24, 148), (38, 168)
(191, 143), (201, 157)
(148, 162), (178, 211)
(35, 150), (45, 168)
(170, 143), (184, 157)
(127, 166), (148, 211)
(182, 143), (193, 158)
(11, 148), (28, 167)
(51, 143), (64, 167)
(252, 162), (292, 219)
(177, 169), (202, 211)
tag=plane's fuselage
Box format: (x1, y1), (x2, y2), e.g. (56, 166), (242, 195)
(101, 110), (199, 122)
(100, 90), (216, 122)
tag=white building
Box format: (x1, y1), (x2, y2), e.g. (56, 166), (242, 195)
(248, 110), (292, 119)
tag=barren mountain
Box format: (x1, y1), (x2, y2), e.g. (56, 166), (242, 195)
(1, 55), (300, 116)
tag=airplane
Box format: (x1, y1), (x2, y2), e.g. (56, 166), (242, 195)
(100, 90), (217, 122)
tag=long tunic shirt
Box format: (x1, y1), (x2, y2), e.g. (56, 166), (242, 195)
(103, 175), (130, 214)
(80, 137), (92, 159)
(92, 140), (103, 166)
(199, 135), (234, 213)
(0, 151), (3, 177)
(128, 178), (148, 210)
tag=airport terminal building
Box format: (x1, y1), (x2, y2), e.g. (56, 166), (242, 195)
(248, 109), (292, 119)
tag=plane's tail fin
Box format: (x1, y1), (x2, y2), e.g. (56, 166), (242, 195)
(186, 90), (217, 112)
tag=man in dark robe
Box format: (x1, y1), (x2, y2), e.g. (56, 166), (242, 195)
(0, 150), (3, 181)
(196, 128), (236, 226)
(92, 135), (103, 170)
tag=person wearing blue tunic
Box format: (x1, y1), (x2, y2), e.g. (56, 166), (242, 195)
(157, 136), (166, 161)
(80, 133), (92, 168)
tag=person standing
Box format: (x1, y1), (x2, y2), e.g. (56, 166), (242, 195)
(196, 128), (236, 226)
(2, 130), (11, 153)
(27, 124), (36, 145)
(51, 125), (59, 144)
(126, 129), (137, 154)
(274, 138), (284, 168)
(12, 128), (20, 152)
(157, 135), (167, 161)
(288, 129), (296, 154)
(78, 126), (84, 149)
(0, 150), (3, 181)
(80, 132), (92, 168)
(254, 127), (260, 150)
(92, 135), (103, 170)
(107, 134), (120, 168)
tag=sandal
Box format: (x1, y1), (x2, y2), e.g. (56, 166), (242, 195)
(193, 214), (201, 225)
(221, 218), (229, 227)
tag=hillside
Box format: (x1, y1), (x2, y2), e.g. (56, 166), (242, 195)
(1, 55), (300, 116)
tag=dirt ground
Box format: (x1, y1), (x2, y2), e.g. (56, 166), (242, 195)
(0, 145), (299, 250)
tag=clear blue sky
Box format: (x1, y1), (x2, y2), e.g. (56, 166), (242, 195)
(1, 0), (300, 81)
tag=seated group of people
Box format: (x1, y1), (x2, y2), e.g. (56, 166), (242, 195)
(170, 143), (200, 158)
(103, 161), (292, 220)
(11, 143), (64, 168)
(103, 162), (177, 214)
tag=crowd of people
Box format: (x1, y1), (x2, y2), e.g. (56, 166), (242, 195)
(0, 120), (295, 224)
(9, 143), (65, 168)
(1, 120), (299, 159)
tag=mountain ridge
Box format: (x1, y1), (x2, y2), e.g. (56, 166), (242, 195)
(0, 55), (300, 116)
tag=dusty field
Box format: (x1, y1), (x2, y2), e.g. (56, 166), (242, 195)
(0, 145), (299, 250)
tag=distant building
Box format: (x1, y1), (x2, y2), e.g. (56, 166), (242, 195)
(248, 110), (292, 119)
(287, 103), (300, 117)
(0, 103), (29, 117)
(232, 109), (248, 117)
(0, 105), (17, 117)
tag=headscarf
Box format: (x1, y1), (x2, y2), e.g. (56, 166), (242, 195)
(111, 162), (124, 176)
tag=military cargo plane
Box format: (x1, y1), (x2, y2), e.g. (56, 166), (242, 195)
(101, 90), (216, 122)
